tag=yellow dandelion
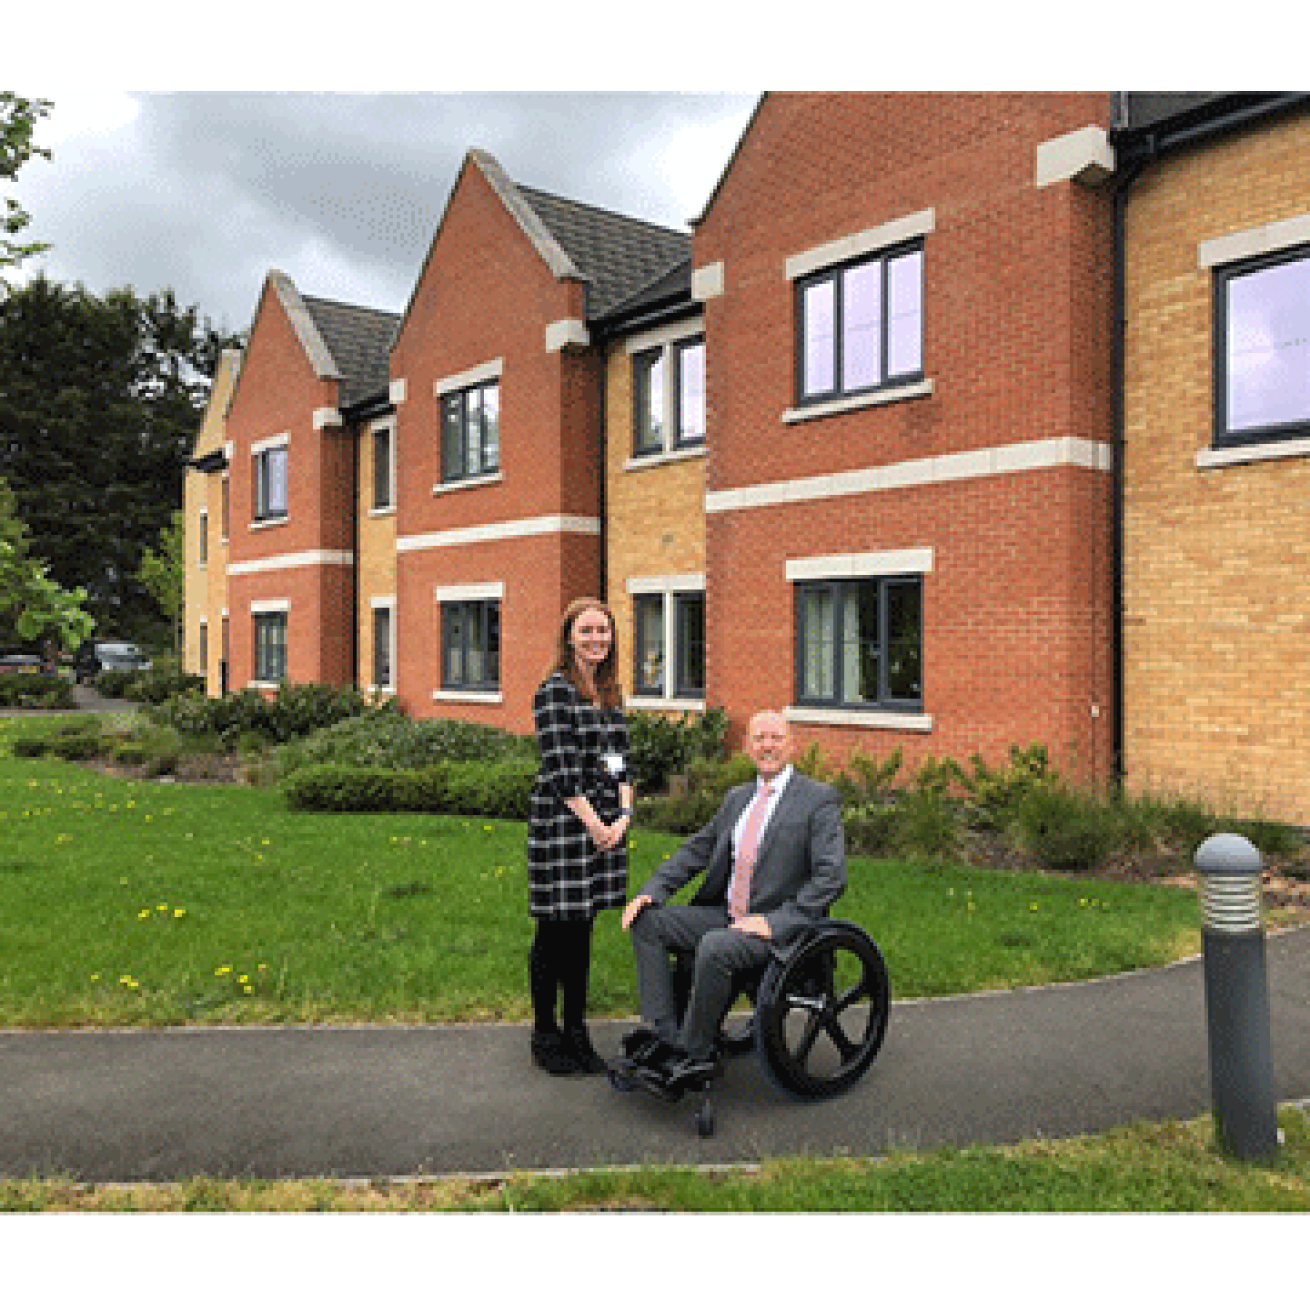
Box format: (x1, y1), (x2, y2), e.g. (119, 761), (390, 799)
(137, 909), (151, 920)
(173, 908), (186, 918)
(215, 965), (231, 976)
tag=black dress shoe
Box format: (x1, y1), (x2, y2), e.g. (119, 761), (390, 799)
(562, 1026), (607, 1075)
(531, 1029), (580, 1076)
(620, 1026), (664, 1065)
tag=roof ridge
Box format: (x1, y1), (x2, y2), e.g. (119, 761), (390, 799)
(301, 291), (402, 321)
(517, 181), (690, 239)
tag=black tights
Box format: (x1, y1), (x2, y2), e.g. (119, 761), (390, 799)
(529, 917), (595, 1035)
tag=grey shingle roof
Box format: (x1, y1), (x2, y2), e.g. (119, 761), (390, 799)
(302, 296), (401, 409)
(517, 185), (691, 320)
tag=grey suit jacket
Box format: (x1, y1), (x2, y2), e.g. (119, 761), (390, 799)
(639, 770), (847, 950)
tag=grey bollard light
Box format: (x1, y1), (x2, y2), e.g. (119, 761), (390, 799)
(1194, 832), (1278, 1161)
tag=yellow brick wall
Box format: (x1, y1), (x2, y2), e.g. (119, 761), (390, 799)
(184, 350), (239, 696)
(603, 335), (707, 702)
(1122, 109), (1310, 823)
(357, 416), (397, 695)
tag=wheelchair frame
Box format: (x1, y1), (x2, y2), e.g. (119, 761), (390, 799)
(610, 917), (891, 1137)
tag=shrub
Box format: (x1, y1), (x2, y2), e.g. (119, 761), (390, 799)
(154, 682), (370, 747)
(626, 707), (728, 794)
(0, 671), (74, 709)
(951, 744), (1055, 831)
(283, 755), (537, 819)
(1010, 784), (1120, 871)
(275, 708), (533, 779)
(124, 667), (205, 705)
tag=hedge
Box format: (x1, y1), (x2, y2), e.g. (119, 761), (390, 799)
(283, 755), (538, 819)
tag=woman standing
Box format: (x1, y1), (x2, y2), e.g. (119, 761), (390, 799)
(527, 597), (633, 1075)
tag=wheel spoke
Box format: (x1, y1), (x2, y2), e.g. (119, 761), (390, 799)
(791, 1010), (824, 1068)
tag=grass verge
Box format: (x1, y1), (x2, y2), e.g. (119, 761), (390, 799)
(3, 1107), (1306, 1212)
(0, 735), (1201, 1027)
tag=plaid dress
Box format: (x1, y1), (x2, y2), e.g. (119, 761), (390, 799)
(528, 672), (631, 921)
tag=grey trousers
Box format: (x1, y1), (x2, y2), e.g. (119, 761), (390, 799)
(630, 903), (773, 1060)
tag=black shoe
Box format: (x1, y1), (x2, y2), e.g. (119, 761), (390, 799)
(531, 1029), (580, 1076)
(562, 1026), (607, 1075)
(620, 1026), (664, 1065)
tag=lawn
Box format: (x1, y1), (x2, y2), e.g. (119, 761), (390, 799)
(4, 1109), (1307, 1212)
(0, 719), (1202, 1028)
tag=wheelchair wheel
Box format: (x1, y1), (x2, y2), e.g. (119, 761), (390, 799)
(753, 920), (890, 1100)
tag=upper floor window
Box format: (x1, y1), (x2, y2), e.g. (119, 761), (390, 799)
(253, 443), (288, 522)
(632, 332), (706, 457)
(442, 381), (500, 483)
(1215, 244), (1310, 447)
(797, 243), (923, 405)
(197, 509), (208, 567)
(372, 421), (395, 511)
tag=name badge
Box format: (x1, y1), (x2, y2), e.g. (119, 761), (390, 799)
(603, 752), (625, 777)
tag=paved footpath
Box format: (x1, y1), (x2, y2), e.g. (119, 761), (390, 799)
(3, 928), (1308, 1184)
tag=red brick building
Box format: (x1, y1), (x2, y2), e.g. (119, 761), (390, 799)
(689, 94), (1118, 779)
(190, 95), (1125, 784)
(218, 271), (395, 692)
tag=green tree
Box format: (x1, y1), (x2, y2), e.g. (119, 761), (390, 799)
(0, 474), (94, 650)
(1, 91), (52, 280)
(138, 509), (184, 657)
(0, 275), (241, 642)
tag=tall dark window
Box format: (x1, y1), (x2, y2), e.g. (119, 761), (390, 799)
(372, 425), (394, 509)
(632, 594), (665, 695)
(797, 244), (923, 404)
(1215, 244), (1310, 447)
(633, 348), (665, 455)
(442, 599), (500, 691)
(254, 445), (288, 521)
(372, 605), (393, 689)
(442, 382), (500, 482)
(674, 338), (706, 448)
(673, 592), (706, 698)
(795, 577), (922, 710)
(253, 611), (287, 683)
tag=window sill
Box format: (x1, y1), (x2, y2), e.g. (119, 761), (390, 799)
(433, 472), (502, 496)
(368, 505), (395, 518)
(432, 688), (502, 705)
(624, 694), (707, 713)
(623, 445), (707, 473)
(786, 705), (933, 733)
(249, 516), (289, 531)
(1196, 435), (1310, 470)
(782, 378), (934, 426)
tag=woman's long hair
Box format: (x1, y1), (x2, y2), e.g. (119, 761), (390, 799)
(548, 596), (622, 709)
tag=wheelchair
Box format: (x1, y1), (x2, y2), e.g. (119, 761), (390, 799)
(609, 918), (891, 1138)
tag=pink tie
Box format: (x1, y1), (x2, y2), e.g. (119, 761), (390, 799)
(728, 783), (772, 920)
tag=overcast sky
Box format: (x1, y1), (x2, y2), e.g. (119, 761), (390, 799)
(11, 90), (760, 334)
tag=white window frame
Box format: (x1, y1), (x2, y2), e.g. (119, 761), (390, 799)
(625, 574), (706, 711)
(625, 318), (708, 467)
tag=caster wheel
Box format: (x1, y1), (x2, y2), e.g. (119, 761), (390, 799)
(608, 1067), (636, 1093)
(695, 1099), (716, 1138)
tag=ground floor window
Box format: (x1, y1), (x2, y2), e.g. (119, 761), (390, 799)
(795, 576), (922, 710)
(253, 610), (287, 683)
(631, 589), (705, 701)
(372, 603), (394, 690)
(442, 598), (500, 691)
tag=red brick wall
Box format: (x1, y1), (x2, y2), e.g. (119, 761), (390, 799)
(389, 156), (603, 732)
(225, 277), (354, 690)
(695, 93), (1117, 781)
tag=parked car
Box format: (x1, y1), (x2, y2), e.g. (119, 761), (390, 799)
(0, 652), (46, 675)
(73, 640), (152, 684)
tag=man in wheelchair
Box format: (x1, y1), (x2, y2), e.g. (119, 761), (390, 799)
(620, 710), (847, 1093)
